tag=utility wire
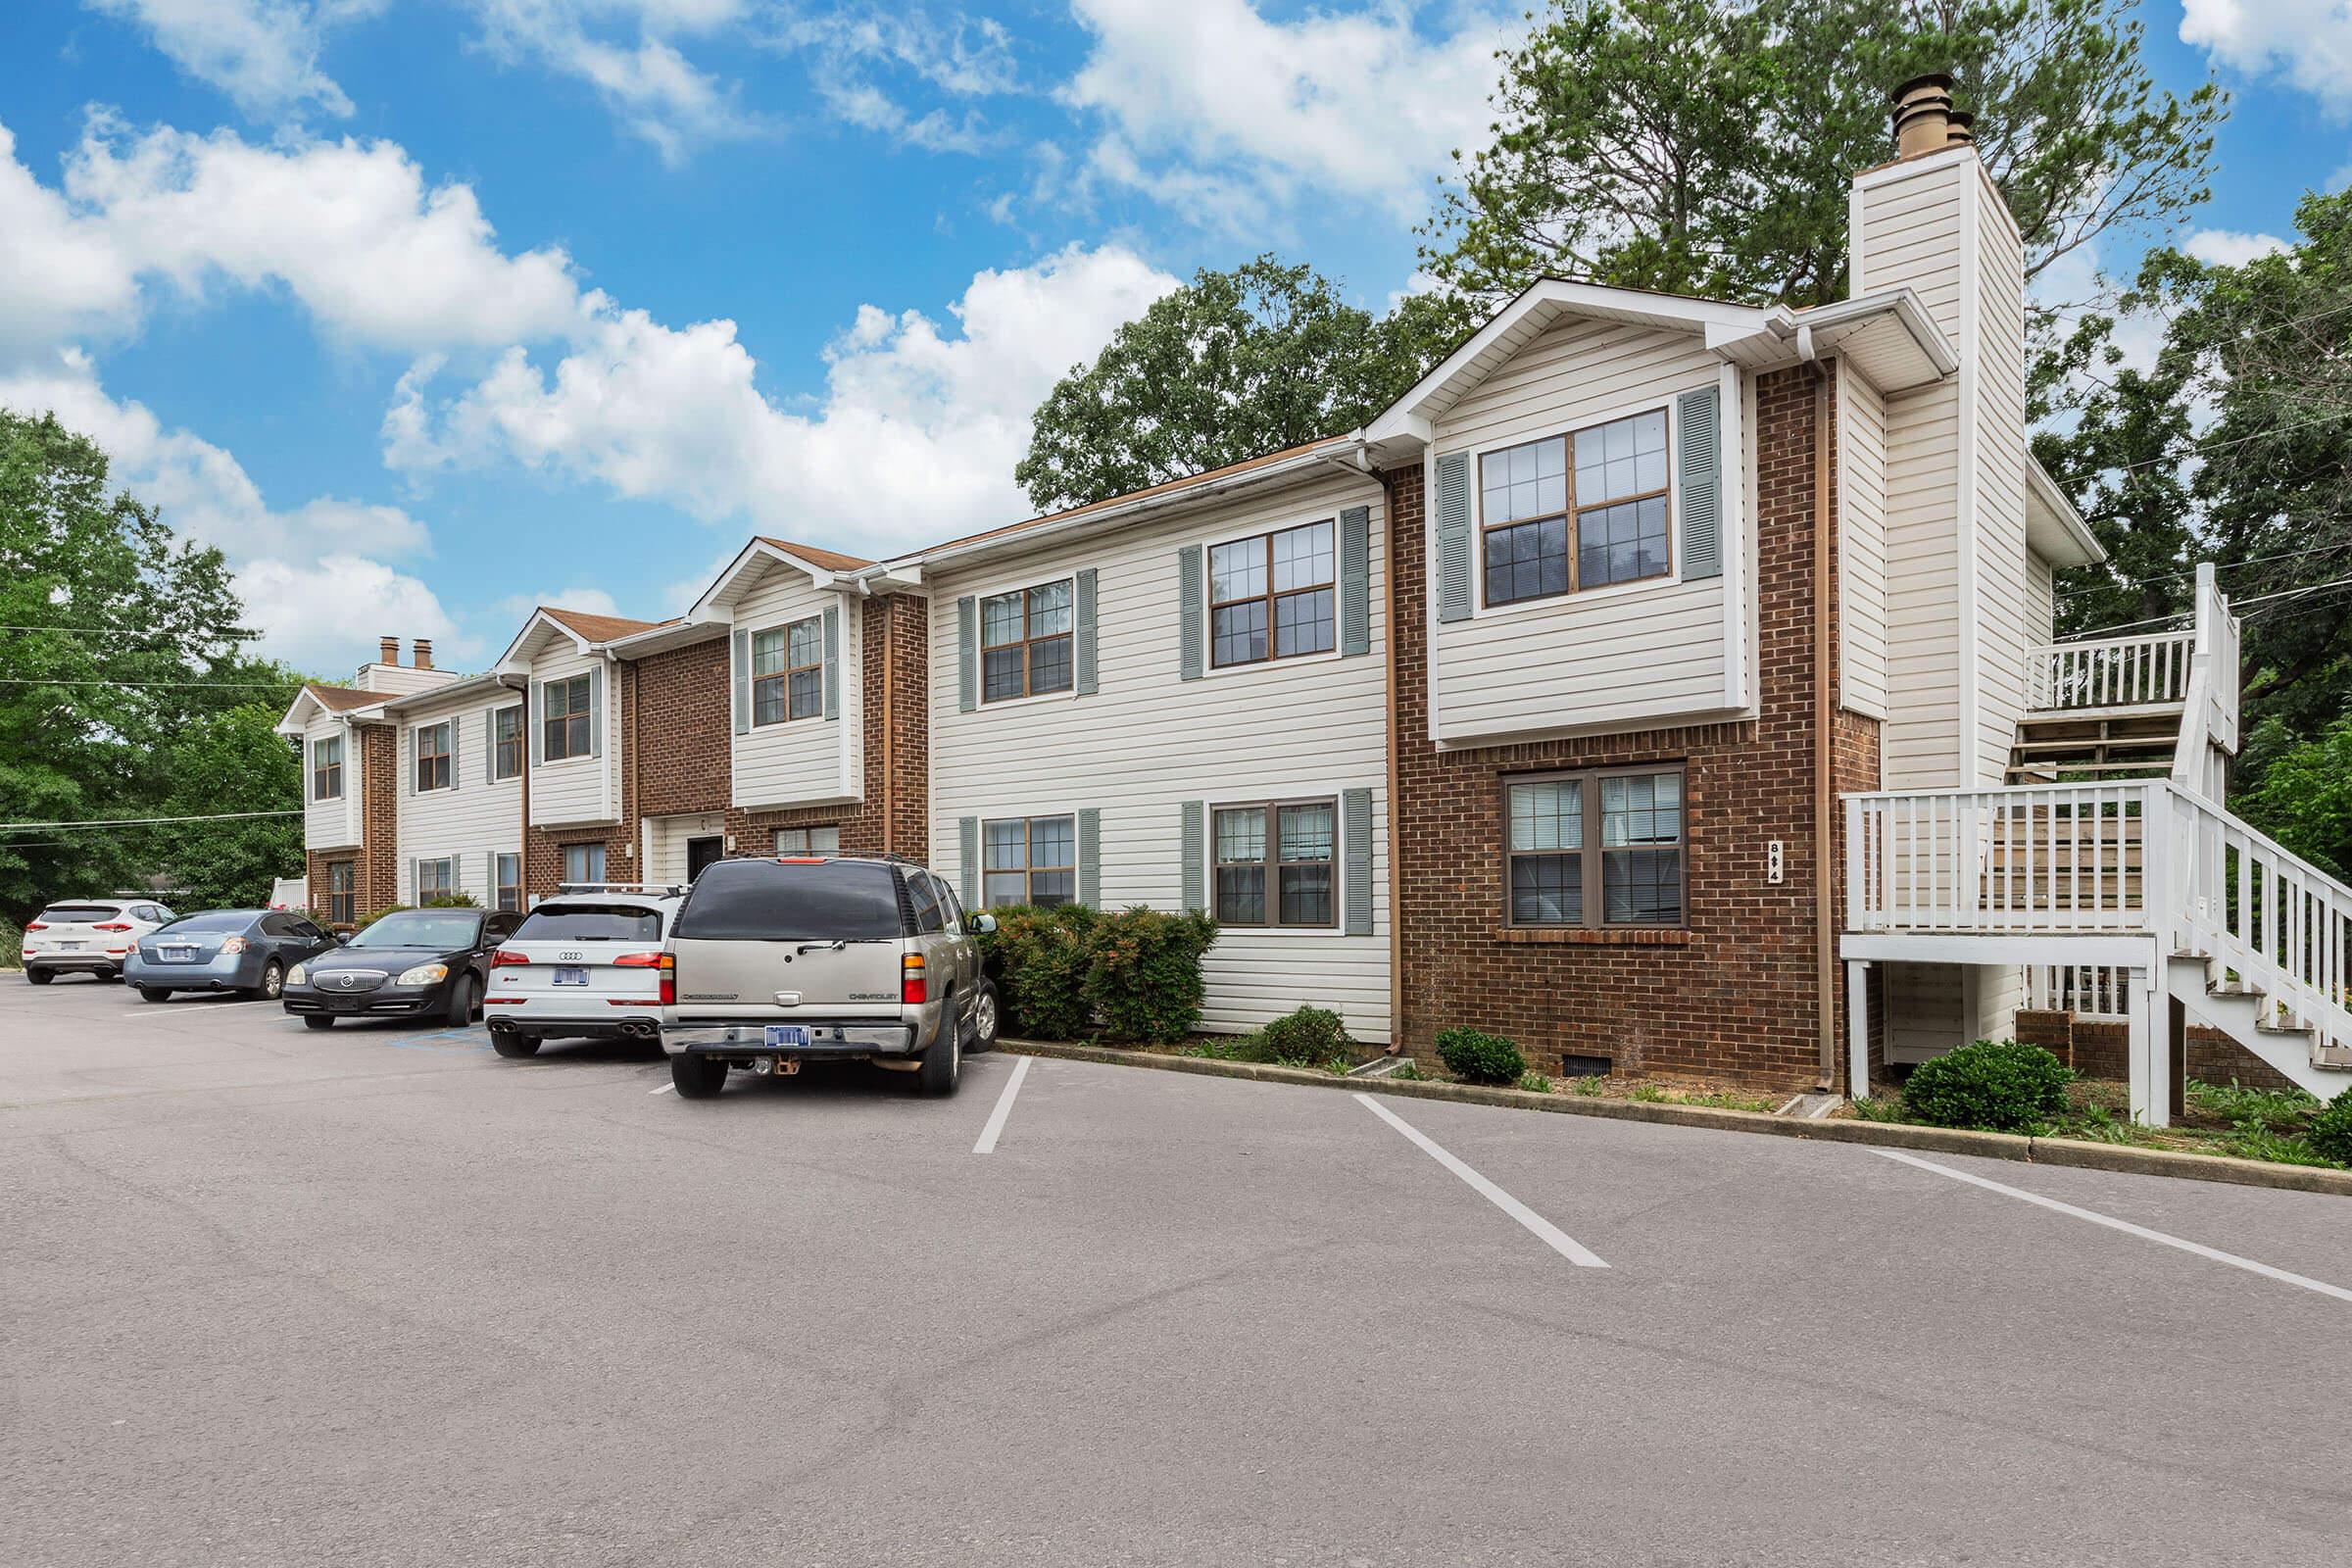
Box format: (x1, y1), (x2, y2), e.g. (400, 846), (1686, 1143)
(0, 809), (301, 832)
(2057, 540), (2352, 601)
(0, 623), (257, 639)
(2040, 404), (2352, 493)
(0, 676), (298, 691)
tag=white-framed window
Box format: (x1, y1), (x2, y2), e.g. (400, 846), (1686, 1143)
(495, 853), (522, 911)
(1480, 408), (1671, 609)
(414, 721), (454, 792)
(980, 578), (1075, 702)
(417, 857), (458, 902)
(982, 815), (1075, 908)
(775, 826), (841, 854)
(562, 843), (606, 885)
(1212, 798), (1337, 928)
(492, 706), (524, 780)
(1210, 519), (1335, 668)
(311, 735), (343, 801)
(752, 617), (823, 725)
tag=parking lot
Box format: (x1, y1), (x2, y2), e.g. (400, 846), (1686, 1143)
(8, 975), (2352, 1567)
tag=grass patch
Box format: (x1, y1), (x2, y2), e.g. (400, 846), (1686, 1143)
(1846, 1076), (2348, 1170)
(1515, 1071), (1553, 1095)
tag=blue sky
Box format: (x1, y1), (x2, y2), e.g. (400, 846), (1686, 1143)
(0, 1), (2345, 676)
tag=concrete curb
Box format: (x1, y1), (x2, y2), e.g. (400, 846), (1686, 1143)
(1002, 1040), (2352, 1198)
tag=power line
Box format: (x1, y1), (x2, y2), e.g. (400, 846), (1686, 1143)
(0, 623), (256, 639)
(2057, 541), (2352, 601)
(0, 676), (298, 691)
(2041, 404), (2352, 494)
(0, 809), (301, 832)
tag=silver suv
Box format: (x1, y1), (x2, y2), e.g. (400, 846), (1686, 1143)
(660, 854), (999, 1099)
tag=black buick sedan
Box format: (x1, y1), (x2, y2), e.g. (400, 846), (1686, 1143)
(283, 906), (523, 1029)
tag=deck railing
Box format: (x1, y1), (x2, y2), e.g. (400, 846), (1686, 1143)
(2027, 631), (2193, 711)
(1845, 782), (2158, 934)
(2024, 964), (2130, 1018)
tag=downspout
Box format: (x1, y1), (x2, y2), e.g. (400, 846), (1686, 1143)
(514, 675), (531, 904)
(1384, 470), (1404, 1054)
(1798, 327), (1838, 1091)
(881, 595), (896, 855)
(628, 656), (640, 878)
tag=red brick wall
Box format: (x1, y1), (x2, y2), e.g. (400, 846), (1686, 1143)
(1390, 365), (1870, 1092)
(356, 723), (399, 918)
(2016, 1009), (2302, 1094)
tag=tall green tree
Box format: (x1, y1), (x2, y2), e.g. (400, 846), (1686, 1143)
(1016, 257), (1471, 514)
(152, 693), (306, 909)
(0, 410), (289, 923)
(1421, 0), (2223, 316)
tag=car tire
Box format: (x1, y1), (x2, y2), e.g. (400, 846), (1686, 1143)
(25, 968), (53, 986)
(304, 1015), (334, 1030)
(445, 975), (480, 1028)
(137, 986), (171, 1004)
(247, 960), (285, 1003)
(101, 969), (122, 982)
(490, 1030), (540, 1059)
(670, 1054), (726, 1099)
(914, 1000), (961, 1098)
(968, 981), (1001, 1053)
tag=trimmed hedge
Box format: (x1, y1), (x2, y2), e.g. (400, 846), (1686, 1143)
(352, 894), (482, 932)
(2311, 1088), (2352, 1167)
(1437, 1026), (1526, 1086)
(978, 905), (1101, 1040)
(979, 904), (1217, 1046)
(1903, 1039), (2074, 1132)
(1257, 1005), (1350, 1067)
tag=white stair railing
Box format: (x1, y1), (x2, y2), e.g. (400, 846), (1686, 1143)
(1846, 782), (2155, 934)
(2028, 630), (2193, 711)
(2168, 564), (2241, 801)
(2024, 963), (2130, 1017)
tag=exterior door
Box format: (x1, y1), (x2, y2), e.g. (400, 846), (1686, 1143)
(686, 836), (724, 880)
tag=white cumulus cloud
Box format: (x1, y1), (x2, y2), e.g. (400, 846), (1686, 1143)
(2183, 228), (2292, 268)
(2181, 0), (2352, 117)
(84, 0), (374, 121)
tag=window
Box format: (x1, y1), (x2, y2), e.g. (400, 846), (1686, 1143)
(775, 826), (841, 855)
(1212, 799), (1337, 927)
(1210, 520), (1334, 668)
(312, 735), (343, 801)
(483, 911), (524, 944)
(982, 814), (1075, 908)
(493, 707), (524, 780)
(325, 860), (355, 926)
(513, 903), (662, 942)
(674, 858), (904, 942)
(562, 843), (607, 886)
(543, 675), (592, 761)
(415, 721), (453, 792)
(417, 857), (457, 902)
(752, 616), (823, 725)
(980, 580), (1074, 702)
(1481, 409), (1670, 608)
(908, 873), (944, 934)
(495, 853), (521, 912)
(1504, 767), (1685, 928)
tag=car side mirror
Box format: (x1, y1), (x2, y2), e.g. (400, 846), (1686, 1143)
(971, 913), (998, 935)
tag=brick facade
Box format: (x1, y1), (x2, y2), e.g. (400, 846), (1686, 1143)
(2014, 1009), (2301, 1095)
(355, 723), (399, 920)
(1390, 365), (1872, 1093)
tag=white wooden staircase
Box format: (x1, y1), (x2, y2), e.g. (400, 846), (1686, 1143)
(1843, 566), (2352, 1122)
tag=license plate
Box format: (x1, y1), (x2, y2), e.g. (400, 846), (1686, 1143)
(59, 941), (83, 951)
(765, 1025), (811, 1049)
(163, 948), (195, 962)
(554, 966), (588, 986)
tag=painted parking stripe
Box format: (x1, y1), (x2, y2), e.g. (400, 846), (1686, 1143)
(650, 1081), (674, 1095)
(972, 1055), (1033, 1155)
(1873, 1150), (2352, 1303)
(1353, 1094), (1608, 1269)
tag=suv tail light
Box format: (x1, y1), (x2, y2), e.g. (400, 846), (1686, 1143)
(901, 953), (927, 1005)
(657, 952), (675, 1006)
(611, 952), (662, 967)
(24, 921), (45, 931)
(94, 922), (132, 932)
(490, 949), (530, 966)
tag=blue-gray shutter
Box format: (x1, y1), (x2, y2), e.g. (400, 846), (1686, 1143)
(400, 727), (412, 796)
(1339, 506), (1371, 656)
(1342, 788), (1373, 936)
(731, 629), (751, 734)
(1177, 545), (1205, 679)
(1074, 568), (1099, 695)
(1435, 452), (1472, 622)
(821, 606), (841, 721)
(410, 858), (421, 906)
(956, 596), (978, 712)
(482, 851), (494, 904)
(1678, 384), (1723, 581)
(1180, 801), (1205, 913)
(448, 720), (460, 792)
(958, 816), (980, 909)
(528, 682), (543, 766)
(588, 664), (605, 759)
(1077, 808), (1101, 907)
(481, 710), (492, 783)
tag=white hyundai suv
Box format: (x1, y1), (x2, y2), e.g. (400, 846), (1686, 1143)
(22, 898), (177, 985)
(482, 888), (683, 1057)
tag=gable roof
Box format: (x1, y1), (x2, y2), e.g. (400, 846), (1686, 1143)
(540, 606), (668, 643)
(273, 680), (385, 736)
(755, 537), (874, 574)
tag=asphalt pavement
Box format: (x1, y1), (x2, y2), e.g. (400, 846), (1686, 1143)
(7, 972), (2351, 1567)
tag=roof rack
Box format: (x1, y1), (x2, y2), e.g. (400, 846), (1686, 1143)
(553, 882), (688, 898)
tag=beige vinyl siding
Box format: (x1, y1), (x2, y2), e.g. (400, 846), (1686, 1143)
(643, 811), (723, 885)
(1971, 172), (2033, 785)
(2025, 548), (2056, 649)
(1838, 365), (1889, 718)
(303, 717), (359, 849)
(729, 564), (859, 811)
(928, 468), (1393, 1044)
(395, 688), (523, 904)
(353, 663), (459, 699)
(528, 646), (614, 826)
(1428, 318), (1736, 745)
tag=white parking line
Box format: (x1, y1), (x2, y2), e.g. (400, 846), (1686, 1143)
(1874, 1150), (2352, 1303)
(1353, 1094), (1608, 1269)
(971, 1055), (1032, 1154)
(650, 1081), (673, 1096)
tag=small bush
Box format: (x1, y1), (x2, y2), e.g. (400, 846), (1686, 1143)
(1083, 907), (1217, 1044)
(979, 905), (1101, 1040)
(1516, 1071), (1553, 1095)
(1435, 1026), (1525, 1086)
(2310, 1089), (2352, 1167)
(352, 895), (480, 933)
(1902, 1040), (2074, 1132)
(1389, 1060), (1423, 1081)
(1571, 1076), (1605, 1097)
(0, 916), (20, 969)
(1259, 1005), (1349, 1067)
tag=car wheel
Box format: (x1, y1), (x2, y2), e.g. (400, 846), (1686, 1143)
(304, 1015), (335, 1030)
(670, 1054), (726, 1099)
(490, 1029), (540, 1059)
(445, 975), (480, 1028)
(968, 982), (1001, 1053)
(914, 1001), (961, 1098)
(25, 968), (53, 986)
(137, 986), (172, 1004)
(100, 969), (122, 983)
(248, 960), (284, 1003)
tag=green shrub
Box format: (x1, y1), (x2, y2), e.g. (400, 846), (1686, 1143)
(1259, 1005), (1349, 1067)
(352, 895), (480, 933)
(979, 905), (1100, 1040)
(1516, 1071), (1553, 1094)
(1082, 907), (1217, 1045)
(1435, 1026), (1525, 1086)
(1389, 1060), (1423, 1081)
(2309, 1089), (2352, 1166)
(1902, 1040), (2074, 1132)
(0, 916), (20, 969)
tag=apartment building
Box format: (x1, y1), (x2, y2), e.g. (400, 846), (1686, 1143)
(282, 75), (2352, 1121)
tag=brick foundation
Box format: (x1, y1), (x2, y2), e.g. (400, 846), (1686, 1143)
(2015, 1008), (2302, 1094)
